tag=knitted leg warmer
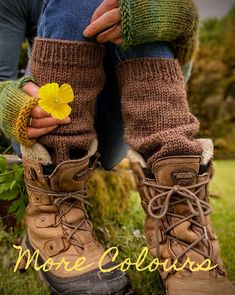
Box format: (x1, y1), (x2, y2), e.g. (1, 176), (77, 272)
(30, 38), (105, 164)
(116, 58), (202, 168)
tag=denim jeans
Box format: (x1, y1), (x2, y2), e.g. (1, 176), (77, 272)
(0, 0), (43, 81)
(0, 0), (43, 156)
(33, 0), (189, 169)
(38, 0), (174, 61)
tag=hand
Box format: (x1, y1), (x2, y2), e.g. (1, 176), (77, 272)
(83, 0), (123, 45)
(23, 82), (71, 139)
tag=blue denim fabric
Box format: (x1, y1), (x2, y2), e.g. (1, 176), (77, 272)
(0, 0), (43, 156)
(33, 0), (175, 169)
(37, 0), (174, 60)
(112, 42), (174, 62)
(96, 43), (174, 169)
(0, 0), (43, 81)
(38, 0), (103, 41)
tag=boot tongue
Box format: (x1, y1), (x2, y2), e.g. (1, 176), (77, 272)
(151, 156), (201, 187)
(49, 155), (90, 192)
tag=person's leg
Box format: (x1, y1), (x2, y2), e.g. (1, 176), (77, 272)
(97, 41), (200, 170)
(22, 1), (132, 294)
(114, 42), (235, 295)
(25, 0), (43, 49)
(0, 0), (43, 157)
(95, 51), (128, 170)
(115, 42), (202, 166)
(96, 41), (175, 170)
(31, 0), (105, 164)
(0, 0), (26, 80)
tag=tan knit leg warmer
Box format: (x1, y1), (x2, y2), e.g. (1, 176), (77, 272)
(116, 58), (202, 168)
(30, 38), (105, 164)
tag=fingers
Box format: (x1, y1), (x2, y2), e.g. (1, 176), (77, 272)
(84, 0), (122, 44)
(22, 82), (39, 98)
(27, 114), (71, 139)
(110, 37), (123, 45)
(27, 118), (70, 139)
(90, 0), (119, 23)
(96, 24), (122, 43)
(30, 117), (71, 128)
(27, 125), (59, 139)
(28, 106), (71, 139)
(31, 105), (51, 118)
(83, 8), (120, 38)
(23, 82), (72, 139)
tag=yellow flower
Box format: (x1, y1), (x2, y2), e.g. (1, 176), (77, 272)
(38, 83), (74, 120)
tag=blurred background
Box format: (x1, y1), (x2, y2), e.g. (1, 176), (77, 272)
(195, 0), (235, 19)
(189, 0), (235, 158)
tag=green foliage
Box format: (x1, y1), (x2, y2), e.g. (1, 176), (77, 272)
(210, 160), (235, 282)
(0, 219), (49, 295)
(200, 18), (225, 45)
(87, 164), (135, 230)
(188, 5), (235, 158)
(0, 133), (13, 154)
(0, 158), (28, 221)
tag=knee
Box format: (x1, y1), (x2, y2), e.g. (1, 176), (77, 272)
(115, 42), (174, 62)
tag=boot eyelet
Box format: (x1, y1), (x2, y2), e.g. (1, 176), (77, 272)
(73, 173), (80, 181)
(29, 168), (37, 181)
(50, 244), (54, 250)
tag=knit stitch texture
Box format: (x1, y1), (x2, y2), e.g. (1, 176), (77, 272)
(119, 0), (199, 65)
(0, 0), (200, 150)
(0, 76), (37, 147)
(30, 38), (106, 164)
(116, 58), (202, 169)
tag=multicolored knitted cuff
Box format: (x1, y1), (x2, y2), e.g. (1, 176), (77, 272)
(0, 76), (37, 147)
(15, 97), (38, 148)
(119, 0), (199, 65)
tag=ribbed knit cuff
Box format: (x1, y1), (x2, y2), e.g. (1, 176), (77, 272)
(119, 0), (199, 65)
(116, 57), (201, 163)
(0, 76), (37, 147)
(116, 58), (183, 83)
(31, 38), (105, 69)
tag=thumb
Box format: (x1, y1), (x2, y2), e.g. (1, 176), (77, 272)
(22, 81), (39, 98)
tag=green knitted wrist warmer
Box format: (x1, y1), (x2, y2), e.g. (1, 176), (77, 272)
(0, 76), (37, 147)
(119, 0), (199, 65)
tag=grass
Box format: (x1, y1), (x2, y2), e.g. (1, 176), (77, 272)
(209, 161), (235, 282)
(0, 160), (234, 294)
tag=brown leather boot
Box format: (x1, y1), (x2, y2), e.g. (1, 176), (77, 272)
(131, 140), (235, 295)
(20, 144), (132, 295)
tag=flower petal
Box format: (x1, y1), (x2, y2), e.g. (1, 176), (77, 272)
(38, 99), (56, 115)
(38, 83), (59, 101)
(58, 84), (75, 103)
(51, 104), (72, 120)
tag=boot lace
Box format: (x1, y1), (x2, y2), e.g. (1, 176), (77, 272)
(27, 183), (93, 251)
(144, 178), (223, 272)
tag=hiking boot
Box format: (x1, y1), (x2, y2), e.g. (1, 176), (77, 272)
(131, 140), (235, 295)
(20, 143), (132, 295)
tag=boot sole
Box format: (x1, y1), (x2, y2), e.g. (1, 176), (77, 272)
(21, 235), (133, 295)
(50, 288), (134, 295)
